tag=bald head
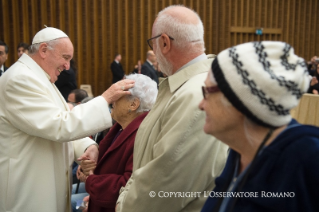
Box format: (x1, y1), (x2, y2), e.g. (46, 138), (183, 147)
(146, 50), (157, 63)
(153, 5), (205, 53)
(161, 6), (200, 25)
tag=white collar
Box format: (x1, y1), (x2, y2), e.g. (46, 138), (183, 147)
(146, 59), (153, 66)
(176, 53), (207, 73)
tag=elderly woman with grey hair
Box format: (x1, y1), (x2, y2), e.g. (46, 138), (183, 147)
(79, 74), (158, 212)
(200, 41), (319, 212)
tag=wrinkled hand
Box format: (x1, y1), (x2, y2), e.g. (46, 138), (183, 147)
(82, 196), (90, 212)
(78, 145), (99, 163)
(102, 79), (135, 104)
(81, 159), (96, 176)
(79, 171), (87, 182)
(76, 165), (82, 180)
(311, 77), (318, 86)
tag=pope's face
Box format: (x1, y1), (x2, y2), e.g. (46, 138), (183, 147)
(44, 38), (74, 83)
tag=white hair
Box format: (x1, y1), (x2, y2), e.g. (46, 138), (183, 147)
(28, 39), (60, 55)
(125, 74), (158, 113)
(154, 5), (205, 53)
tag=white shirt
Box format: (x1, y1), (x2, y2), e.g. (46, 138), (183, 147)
(0, 65), (4, 76)
(146, 59), (153, 66)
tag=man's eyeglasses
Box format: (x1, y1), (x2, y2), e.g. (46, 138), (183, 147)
(202, 86), (220, 99)
(147, 34), (175, 50)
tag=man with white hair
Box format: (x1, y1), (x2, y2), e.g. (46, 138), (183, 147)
(0, 27), (134, 212)
(116, 5), (228, 212)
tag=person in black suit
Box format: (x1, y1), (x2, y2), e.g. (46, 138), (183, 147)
(141, 50), (159, 84)
(110, 54), (125, 84)
(55, 59), (77, 101)
(0, 40), (9, 77)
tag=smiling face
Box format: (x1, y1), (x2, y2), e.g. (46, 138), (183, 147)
(42, 38), (74, 83)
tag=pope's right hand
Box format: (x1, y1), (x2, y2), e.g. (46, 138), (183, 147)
(102, 79), (135, 104)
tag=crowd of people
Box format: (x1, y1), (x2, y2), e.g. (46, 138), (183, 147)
(0, 4), (319, 212)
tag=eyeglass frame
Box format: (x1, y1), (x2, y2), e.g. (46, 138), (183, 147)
(147, 34), (175, 50)
(202, 86), (220, 99)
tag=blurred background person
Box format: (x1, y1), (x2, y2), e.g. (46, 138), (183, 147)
(68, 89), (88, 105)
(307, 55), (319, 76)
(0, 40), (9, 77)
(200, 41), (319, 212)
(132, 60), (142, 74)
(308, 63), (319, 94)
(110, 53), (125, 84)
(55, 58), (78, 101)
(79, 74), (158, 212)
(141, 50), (159, 84)
(17, 42), (29, 58)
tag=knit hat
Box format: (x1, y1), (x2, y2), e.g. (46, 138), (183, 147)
(212, 41), (309, 128)
(32, 27), (68, 45)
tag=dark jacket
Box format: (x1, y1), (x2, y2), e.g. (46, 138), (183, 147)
(85, 112), (148, 212)
(202, 119), (319, 212)
(141, 61), (159, 84)
(110, 61), (124, 84)
(54, 68), (77, 101)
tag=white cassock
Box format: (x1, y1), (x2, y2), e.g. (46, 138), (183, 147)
(0, 54), (112, 212)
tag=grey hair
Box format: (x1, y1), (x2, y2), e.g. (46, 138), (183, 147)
(125, 74), (158, 113)
(28, 39), (60, 55)
(154, 5), (205, 53)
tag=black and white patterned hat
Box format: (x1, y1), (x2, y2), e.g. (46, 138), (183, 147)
(212, 41), (309, 128)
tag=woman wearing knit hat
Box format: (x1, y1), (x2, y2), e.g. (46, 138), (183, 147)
(200, 41), (319, 212)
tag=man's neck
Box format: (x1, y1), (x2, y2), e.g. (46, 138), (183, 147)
(173, 52), (206, 74)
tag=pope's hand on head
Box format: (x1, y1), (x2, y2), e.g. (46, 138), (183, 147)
(102, 79), (135, 104)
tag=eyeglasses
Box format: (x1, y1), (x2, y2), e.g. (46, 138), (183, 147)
(147, 34), (175, 50)
(202, 86), (220, 99)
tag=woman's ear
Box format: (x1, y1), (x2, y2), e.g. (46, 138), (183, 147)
(130, 98), (141, 112)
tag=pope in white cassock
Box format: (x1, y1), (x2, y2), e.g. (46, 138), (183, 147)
(0, 27), (134, 212)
